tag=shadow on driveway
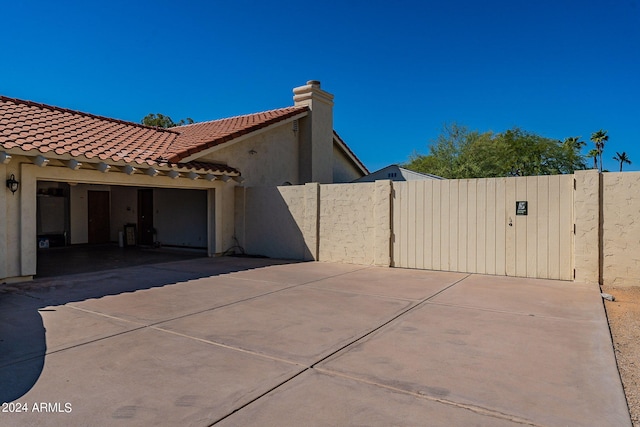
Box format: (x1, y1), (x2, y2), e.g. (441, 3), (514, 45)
(0, 255), (296, 404)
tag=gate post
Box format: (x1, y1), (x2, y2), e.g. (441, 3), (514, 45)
(374, 180), (392, 266)
(303, 182), (320, 261)
(574, 170), (600, 284)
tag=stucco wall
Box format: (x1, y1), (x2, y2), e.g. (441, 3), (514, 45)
(574, 170), (600, 284)
(235, 182), (390, 265)
(602, 172), (640, 286)
(3, 156), (28, 281)
(235, 185), (309, 259)
(110, 186), (138, 241)
(332, 144), (363, 183)
(318, 183), (377, 265)
(154, 189), (207, 248)
(200, 123), (299, 187)
(0, 162), (7, 280)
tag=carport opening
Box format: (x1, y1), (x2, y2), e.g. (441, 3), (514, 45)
(36, 181), (209, 278)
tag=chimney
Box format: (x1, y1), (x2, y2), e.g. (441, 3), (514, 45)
(293, 80), (334, 184)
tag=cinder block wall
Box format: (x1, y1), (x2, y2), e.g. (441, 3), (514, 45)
(234, 186), (310, 260)
(318, 183), (376, 264)
(235, 181), (391, 266)
(602, 172), (640, 286)
(236, 172), (640, 287)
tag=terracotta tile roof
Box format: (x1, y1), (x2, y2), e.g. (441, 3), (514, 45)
(166, 106), (308, 162)
(0, 96), (361, 178)
(0, 96), (178, 165)
(0, 97), (306, 175)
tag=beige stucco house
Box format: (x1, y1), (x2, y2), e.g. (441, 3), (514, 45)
(0, 81), (367, 284)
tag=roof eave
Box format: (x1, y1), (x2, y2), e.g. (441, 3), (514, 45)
(170, 110), (308, 163)
(333, 131), (369, 175)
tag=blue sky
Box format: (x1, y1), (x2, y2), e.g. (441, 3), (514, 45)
(2, 0), (638, 173)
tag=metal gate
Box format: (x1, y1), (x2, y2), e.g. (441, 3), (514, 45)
(392, 176), (574, 280)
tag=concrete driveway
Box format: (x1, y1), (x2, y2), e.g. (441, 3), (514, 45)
(0, 257), (631, 426)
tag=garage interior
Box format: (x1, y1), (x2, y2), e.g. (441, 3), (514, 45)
(36, 181), (208, 277)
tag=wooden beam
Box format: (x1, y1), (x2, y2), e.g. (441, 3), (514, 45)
(146, 167), (159, 177)
(66, 159), (82, 170)
(167, 170), (180, 179)
(97, 162), (111, 173)
(33, 155), (49, 167)
(0, 152), (11, 164)
(122, 165), (137, 175)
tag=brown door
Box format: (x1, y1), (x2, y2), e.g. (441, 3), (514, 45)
(138, 189), (154, 246)
(88, 191), (110, 244)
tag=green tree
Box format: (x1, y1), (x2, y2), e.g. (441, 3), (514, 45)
(404, 124), (587, 178)
(562, 136), (587, 173)
(141, 113), (194, 128)
(613, 151), (631, 172)
(587, 149), (599, 170)
(590, 129), (608, 173)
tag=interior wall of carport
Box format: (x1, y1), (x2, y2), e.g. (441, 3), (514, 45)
(67, 185), (207, 247)
(0, 159), (237, 283)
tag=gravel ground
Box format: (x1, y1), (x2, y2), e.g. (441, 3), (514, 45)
(602, 285), (640, 427)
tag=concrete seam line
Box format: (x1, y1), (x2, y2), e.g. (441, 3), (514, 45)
(206, 273), (476, 426)
(208, 368), (311, 426)
(64, 304), (149, 326)
(149, 326), (304, 368)
(309, 274), (473, 369)
(146, 266), (373, 327)
(140, 266), (375, 328)
(425, 273), (473, 301)
(0, 325), (149, 369)
(312, 368), (543, 427)
(144, 282), (307, 327)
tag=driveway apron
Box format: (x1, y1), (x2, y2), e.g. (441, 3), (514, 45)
(0, 258), (631, 426)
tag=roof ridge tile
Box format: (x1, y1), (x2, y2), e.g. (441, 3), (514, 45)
(172, 105), (308, 129)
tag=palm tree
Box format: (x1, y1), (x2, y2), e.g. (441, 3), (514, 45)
(587, 149), (599, 170)
(562, 136), (587, 172)
(613, 151), (631, 172)
(590, 129), (608, 173)
(564, 136), (586, 150)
